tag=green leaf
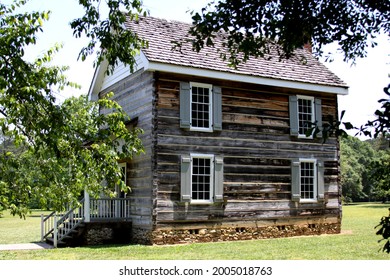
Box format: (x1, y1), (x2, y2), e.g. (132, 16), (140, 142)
(343, 122), (355, 130)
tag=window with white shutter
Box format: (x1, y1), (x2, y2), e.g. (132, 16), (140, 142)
(291, 158), (325, 203)
(180, 82), (222, 132)
(180, 154), (224, 204)
(289, 95), (322, 138)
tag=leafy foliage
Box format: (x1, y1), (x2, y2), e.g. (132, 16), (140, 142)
(339, 135), (390, 202)
(358, 84), (390, 139)
(340, 136), (374, 202)
(70, 0), (149, 74)
(376, 208), (390, 253)
(0, 93), (144, 217)
(189, 0), (389, 67)
(0, 0), (144, 217)
(369, 143), (390, 202)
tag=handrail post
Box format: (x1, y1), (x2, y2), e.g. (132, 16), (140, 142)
(40, 214), (44, 242)
(54, 214), (58, 248)
(84, 190), (90, 222)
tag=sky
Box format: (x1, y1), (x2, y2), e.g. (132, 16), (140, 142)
(6, 0), (390, 137)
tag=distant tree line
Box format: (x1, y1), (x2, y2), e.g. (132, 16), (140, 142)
(340, 135), (390, 203)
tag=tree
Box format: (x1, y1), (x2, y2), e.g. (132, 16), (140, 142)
(360, 85), (390, 138)
(0, 0), (146, 217)
(188, 0), (389, 66)
(340, 136), (374, 202)
(1, 94), (144, 216)
(339, 135), (390, 203)
(370, 151), (390, 202)
(376, 208), (390, 253)
(0, 130), (27, 216)
(70, 0), (148, 74)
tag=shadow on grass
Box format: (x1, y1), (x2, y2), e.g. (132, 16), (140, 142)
(343, 202), (390, 209)
(359, 204), (390, 209)
(60, 243), (137, 250)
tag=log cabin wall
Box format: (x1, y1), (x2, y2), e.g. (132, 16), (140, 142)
(152, 71), (341, 245)
(100, 70), (156, 244)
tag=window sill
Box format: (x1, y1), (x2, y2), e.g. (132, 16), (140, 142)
(299, 199), (318, 203)
(190, 200), (214, 205)
(298, 134), (314, 139)
(189, 128), (214, 133)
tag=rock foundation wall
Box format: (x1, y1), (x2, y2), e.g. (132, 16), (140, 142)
(74, 222), (341, 246)
(78, 222), (132, 246)
(151, 223), (341, 245)
(132, 227), (153, 245)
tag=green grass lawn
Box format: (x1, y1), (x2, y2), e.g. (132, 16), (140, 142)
(1, 203), (390, 260)
(0, 210), (51, 245)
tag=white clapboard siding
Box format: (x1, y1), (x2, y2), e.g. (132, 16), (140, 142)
(101, 52), (146, 92)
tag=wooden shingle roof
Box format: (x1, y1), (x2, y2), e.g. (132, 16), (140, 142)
(125, 16), (348, 89)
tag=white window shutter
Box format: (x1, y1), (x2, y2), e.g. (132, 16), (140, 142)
(317, 160), (325, 201)
(291, 159), (301, 202)
(314, 98), (323, 138)
(180, 82), (191, 129)
(180, 155), (191, 202)
(289, 96), (299, 136)
(212, 86), (222, 131)
(214, 156), (224, 202)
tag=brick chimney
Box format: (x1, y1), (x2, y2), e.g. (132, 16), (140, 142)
(303, 41), (312, 53)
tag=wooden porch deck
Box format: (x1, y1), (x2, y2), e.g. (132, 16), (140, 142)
(41, 198), (132, 247)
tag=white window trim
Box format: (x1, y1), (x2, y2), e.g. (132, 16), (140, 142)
(190, 153), (214, 204)
(296, 95), (315, 139)
(189, 82), (213, 132)
(299, 158), (318, 203)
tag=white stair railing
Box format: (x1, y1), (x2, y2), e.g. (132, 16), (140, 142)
(41, 198), (85, 247)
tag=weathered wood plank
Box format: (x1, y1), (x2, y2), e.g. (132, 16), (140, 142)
(156, 145), (338, 161)
(157, 191), (292, 201)
(155, 203), (341, 222)
(155, 215), (341, 230)
(157, 134), (337, 152)
(156, 115), (339, 144)
(155, 198), (339, 210)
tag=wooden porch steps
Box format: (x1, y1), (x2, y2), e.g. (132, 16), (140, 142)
(44, 221), (86, 247)
(44, 237), (66, 247)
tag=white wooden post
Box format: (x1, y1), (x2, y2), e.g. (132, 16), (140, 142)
(84, 190), (90, 222)
(115, 198), (120, 218)
(53, 214), (58, 248)
(40, 214), (44, 242)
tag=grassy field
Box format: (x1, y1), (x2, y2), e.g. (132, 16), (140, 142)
(0, 203), (390, 260)
(0, 210), (51, 245)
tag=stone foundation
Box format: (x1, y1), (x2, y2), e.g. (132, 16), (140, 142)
(86, 226), (114, 245)
(132, 227), (153, 245)
(151, 223), (341, 245)
(75, 222), (133, 246)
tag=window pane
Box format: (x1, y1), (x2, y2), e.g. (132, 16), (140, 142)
(192, 157), (211, 201)
(300, 162), (315, 199)
(191, 86), (211, 129)
(298, 98), (313, 135)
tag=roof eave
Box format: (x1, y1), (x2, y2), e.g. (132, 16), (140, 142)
(88, 50), (348, 97)
(145, 61), (349, 95)
(88, 59), (109, 101)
